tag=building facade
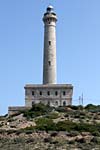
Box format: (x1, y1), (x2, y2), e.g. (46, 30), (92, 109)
(25, 84), (73, 107)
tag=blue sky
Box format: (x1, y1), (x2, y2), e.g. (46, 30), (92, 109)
(0, 0), (100, 115)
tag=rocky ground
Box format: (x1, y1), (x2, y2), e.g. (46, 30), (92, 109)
(0, 131), (100, 150)
(0, 104), (100, 150)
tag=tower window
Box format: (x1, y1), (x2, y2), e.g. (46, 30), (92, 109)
(63, 91), (66, 96)
(32, 91), (34, 96)
(49, 41), (51, 45)
(47, 91), (50, 96)
(40, 91), (42, 95)
(48, 61), (51, 66)
(55, 91), (58, 96)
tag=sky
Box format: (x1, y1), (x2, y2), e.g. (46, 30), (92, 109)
(0, 0), (100, 115)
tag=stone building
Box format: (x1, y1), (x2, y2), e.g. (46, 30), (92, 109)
(8, 6), (73, 115)
(24, 6), (73, 107)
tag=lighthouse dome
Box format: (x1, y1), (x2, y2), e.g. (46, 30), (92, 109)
(47, 5), (54, 13)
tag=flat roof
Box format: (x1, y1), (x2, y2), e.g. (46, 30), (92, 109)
(24, 84), (73, 89)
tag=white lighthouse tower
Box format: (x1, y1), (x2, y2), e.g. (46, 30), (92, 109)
(43, 6), (57, 84)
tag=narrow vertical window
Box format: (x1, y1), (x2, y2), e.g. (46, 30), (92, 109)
(55, 91), (58, 96)
(47, 91), (50, 96)
(49, 41), (51, 45)
(40, 91), (42, 95)
(63, 91), (66, 96)
(32, 91), (34, 96)
(48, 61), (51, 66)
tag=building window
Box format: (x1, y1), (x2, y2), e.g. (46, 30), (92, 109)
(55, 101), (58, 106)
(63, 91), (66, 96)
(32, 91), (34, 96)
(48, 61), (51, 66)
(47, 91), (50, 96)
(49, 41), (51, 45)
(55, 91), (58, 96)
(63, 101), (66, 106)
(40, 91), (42, 95)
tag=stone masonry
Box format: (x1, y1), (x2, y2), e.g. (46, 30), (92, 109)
(25, 84), (73, 107)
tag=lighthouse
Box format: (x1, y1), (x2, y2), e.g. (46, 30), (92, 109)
(43, 6), (57, 84)
(8, 6), (73, 116)
(24, 6), (73, 107)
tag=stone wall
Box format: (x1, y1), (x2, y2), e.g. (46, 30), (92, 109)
(8, 106), (31, 116)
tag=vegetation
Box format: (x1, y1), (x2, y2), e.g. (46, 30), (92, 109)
(0, 103), (100, 149)
(35, 118), (100, 133)
(21, 103), (100, 119)
(17, 103), (100, 134)
(23, 102), (53, 119)
(85, 104), (100, 112)
(45, 112), (59, 119)
(35, 118), (56, 131)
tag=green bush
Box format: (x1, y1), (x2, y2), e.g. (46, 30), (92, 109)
(92, 131), (100, 136)
(85, 104), (96, 109)
(85, 104), (100, 112)
(46, 112), (59, 119)
(35, 118), (56, 131)
(31, 102), (52, 112)
(65, 105), (83, 110)
(56, 120), (81, 131)
(91, 137), (100, 144)
(56, 121), (100, 133)
(55, 106), (67, 112)
(23, 103), (53, 119)
(35, 117), (100, 133)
